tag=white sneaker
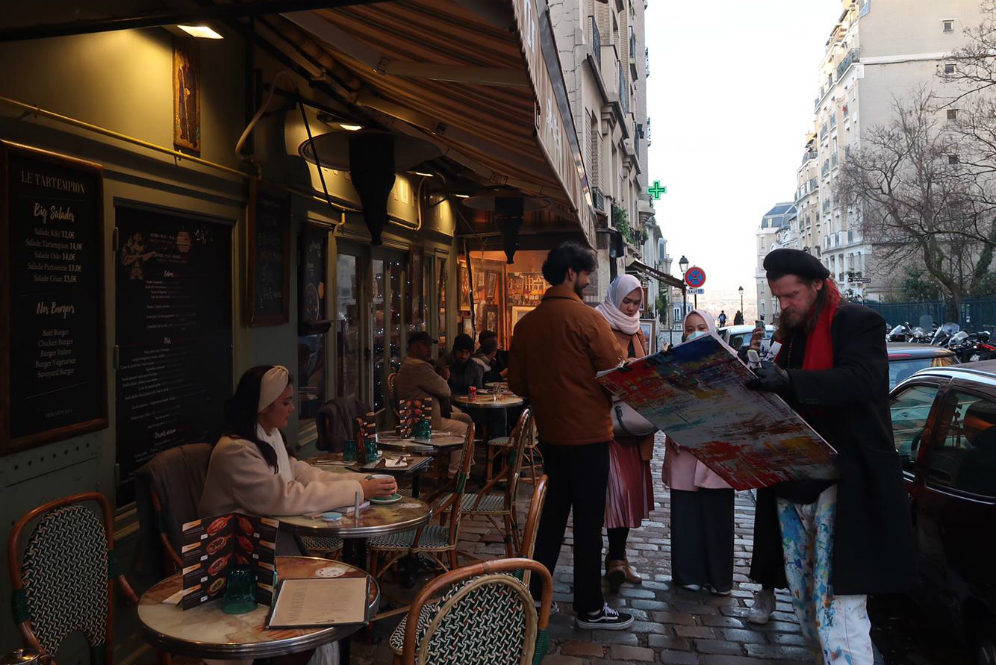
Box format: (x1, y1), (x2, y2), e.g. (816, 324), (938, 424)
(534, 599), (559, 616)
(576, 603), (634, 630)
(680, 583), (701, 592)
(747, 589), (775, 625)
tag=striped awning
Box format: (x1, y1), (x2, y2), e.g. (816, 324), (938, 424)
(278, 0), (595, 244)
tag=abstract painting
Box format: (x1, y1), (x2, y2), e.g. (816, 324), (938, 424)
(597, 335), (838, 490)
(172, 38), (201, 153)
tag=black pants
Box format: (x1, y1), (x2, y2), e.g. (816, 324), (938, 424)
(670, 488), (735, 592)
(529, 441), (609, 614)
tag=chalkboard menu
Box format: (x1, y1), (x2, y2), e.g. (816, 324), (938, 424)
(299, 221), (328, 329)
(1, 142), (108, 454)
(247, 181), (289, 326)
(115, 205), (232, 505)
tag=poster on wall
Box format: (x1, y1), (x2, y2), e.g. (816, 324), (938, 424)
(1, 142), (108, 454)
(247, 181), (290, 326)
(172, 38), (201, 153)
(458, 259), (471, 311)
(115, 205), (232, 505)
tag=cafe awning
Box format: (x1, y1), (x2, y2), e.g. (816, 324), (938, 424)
(627, 260), (686, 291)
(276, 0), (595, 244)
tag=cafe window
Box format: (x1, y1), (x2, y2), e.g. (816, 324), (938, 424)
(926, 391), (996, 497)
(336, 253), (362, 400)
(437, 257), (448, 350)
(890, 384), (939, 472)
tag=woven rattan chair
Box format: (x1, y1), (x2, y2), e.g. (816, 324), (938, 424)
(388, 476), (549, 662)
(456, 409), (532, 558)
(491, 418), (543, 485)
(7, 492), (139, 665)
(368, 423), (475, 575)
(394, 558), (553, 665)
(387, 372), (400, 422)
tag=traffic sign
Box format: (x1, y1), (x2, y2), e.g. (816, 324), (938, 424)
(684, 266), (706, 288)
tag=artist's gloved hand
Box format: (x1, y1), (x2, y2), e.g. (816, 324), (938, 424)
(746, 361), (790, 393)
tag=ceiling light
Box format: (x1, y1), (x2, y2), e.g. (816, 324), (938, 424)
(410, 171), (434, 177)
(338, 123), (363, 132)
(177, 25), (224, 39)
(454, 194), (469, 199)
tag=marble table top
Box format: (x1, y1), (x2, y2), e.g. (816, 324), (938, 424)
(452, 394), (525, 409)
(308, 453), (433, 477)
(376, 432), (465, 449)
(137, 556), (378, 659)
(276, 497), (432, 538)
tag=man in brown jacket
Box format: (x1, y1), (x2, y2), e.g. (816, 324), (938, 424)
(508, 241), (632, 630)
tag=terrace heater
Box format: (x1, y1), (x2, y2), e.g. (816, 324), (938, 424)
(495, 196), (525, 264)
(348, 132), (394, 245)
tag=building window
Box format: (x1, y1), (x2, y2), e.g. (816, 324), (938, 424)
(949, 154), (960, 165)
(944, 63), (957, 75)
(947, 109), (958, 120)
(942, 19), (954, 32)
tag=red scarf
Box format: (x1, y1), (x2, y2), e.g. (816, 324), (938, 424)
(777, 280), (841, 370)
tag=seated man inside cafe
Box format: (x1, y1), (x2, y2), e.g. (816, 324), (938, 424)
(476, 330), (508, 381)
(440, 333), (485, 395)
(395, 331), (474, 478)
(472, 333), (509, 437)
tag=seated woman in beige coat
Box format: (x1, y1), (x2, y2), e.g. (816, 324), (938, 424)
(200, 365), (396, 532)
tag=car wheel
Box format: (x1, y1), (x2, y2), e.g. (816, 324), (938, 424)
(978, 635), (996, 665)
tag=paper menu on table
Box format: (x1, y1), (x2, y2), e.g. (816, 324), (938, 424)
(267, 577), (369, 628)
(596, 335), (838, 491)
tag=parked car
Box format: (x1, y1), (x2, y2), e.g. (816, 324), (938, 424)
(718, 324), (774, 350)
(889, 361), (996, 662)
(887, 342), (958, 390)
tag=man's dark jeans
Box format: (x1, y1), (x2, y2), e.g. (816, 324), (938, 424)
(529, 441), (610, 614)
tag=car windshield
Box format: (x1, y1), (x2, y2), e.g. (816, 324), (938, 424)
(889, 356), (957, 389)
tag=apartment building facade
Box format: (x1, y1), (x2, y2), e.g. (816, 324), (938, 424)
(774, 0), (983, 301)
(755, 202), (796, 322)
(550, 0), (657, 302)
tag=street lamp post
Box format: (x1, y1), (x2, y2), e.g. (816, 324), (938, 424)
(738, 285), (744, 316)
(679, 255), (689, 325)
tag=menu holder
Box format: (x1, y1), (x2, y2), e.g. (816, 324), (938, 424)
(179, 513), (277, 610)
(398, 398), (431, 439)
(267, 577), (369, 628)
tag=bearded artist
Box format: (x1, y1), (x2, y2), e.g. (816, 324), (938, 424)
(744, 248), (914, 665)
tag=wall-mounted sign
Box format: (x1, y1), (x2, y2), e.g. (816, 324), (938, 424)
(0, 142), (108, 454)
(299, 221), (329, 333)
(247, 181), (290, 326)
(646, 181), (667, 200)
(114, 205), (233, 505)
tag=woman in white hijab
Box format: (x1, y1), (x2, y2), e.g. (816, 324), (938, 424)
(662, 310), (735, 595)
(596, 275), (656, 592)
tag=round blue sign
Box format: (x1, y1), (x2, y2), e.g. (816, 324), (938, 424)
(684, 267), (706, 288)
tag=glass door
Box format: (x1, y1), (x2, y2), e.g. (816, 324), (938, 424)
(372, 251), (405, 414)
(335, 251), (363, 400)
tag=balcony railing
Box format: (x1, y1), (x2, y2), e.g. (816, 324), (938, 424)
(590, 16), (600, 69)
(837, 48), (860, 79)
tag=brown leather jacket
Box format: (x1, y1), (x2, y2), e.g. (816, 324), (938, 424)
(508, 284), (624, 445)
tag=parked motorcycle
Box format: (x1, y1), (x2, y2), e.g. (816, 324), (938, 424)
(931, 323), (961, 347)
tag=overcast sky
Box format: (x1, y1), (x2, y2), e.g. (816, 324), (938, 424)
(645, 0), (843, 305)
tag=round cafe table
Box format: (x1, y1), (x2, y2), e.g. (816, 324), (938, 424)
(137, 556), (379, 660)
(453, 393), (525, 479)
(276, 497), (432, 540)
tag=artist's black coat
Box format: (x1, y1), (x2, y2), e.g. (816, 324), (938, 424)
(749, 303), (916, 595)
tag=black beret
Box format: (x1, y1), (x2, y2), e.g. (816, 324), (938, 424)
(764, 248), (830, 280)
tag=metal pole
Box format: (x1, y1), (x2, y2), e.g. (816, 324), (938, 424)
(694, 293), (698, 310)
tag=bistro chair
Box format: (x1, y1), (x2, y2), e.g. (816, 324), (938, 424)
(388, 476), (549, 662)
(7, 492), (139, 665)
(387, 372), (401, 423)
(393, 558), (553, 665)
(490, 419), (543, 485)
(455, 409), (533, 558)
(368, 423), (475, 576)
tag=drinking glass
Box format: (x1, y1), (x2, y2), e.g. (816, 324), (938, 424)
(343, 439), (357, 462)
(222, 565), (258, 614)
(364, 438), (379, 461)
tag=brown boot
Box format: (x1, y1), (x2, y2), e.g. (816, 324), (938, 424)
(604, 559), (627, 594)
(622, 559), (643, 585)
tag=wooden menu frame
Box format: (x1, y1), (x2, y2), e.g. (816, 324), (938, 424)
(247, 180), (291, 326)
(0, 142), (108, 454)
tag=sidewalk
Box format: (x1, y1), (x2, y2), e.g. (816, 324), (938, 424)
(355, 433), (825, 665)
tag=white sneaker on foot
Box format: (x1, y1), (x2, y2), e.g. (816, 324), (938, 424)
(576, 603), (634, 630)
(534, 600), (559, 616)
(747, 589), (775, 625)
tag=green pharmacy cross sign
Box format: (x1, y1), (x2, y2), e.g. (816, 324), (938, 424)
(647, 181), (667, 200)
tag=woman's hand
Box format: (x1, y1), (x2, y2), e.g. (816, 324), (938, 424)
(360, 475), (397, 498)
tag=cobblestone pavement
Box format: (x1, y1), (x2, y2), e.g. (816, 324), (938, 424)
(352, 434), (892, 665)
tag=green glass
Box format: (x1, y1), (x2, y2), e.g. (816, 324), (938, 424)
(343, 439), (357, 462)
(364, 438), (379, 460)
(222, 565), (257, 614)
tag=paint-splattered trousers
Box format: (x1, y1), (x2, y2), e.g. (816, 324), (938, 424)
(777, 486), (874, 665)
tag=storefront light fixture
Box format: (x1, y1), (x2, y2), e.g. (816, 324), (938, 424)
(338, 123), (363, 131)
(410, 171), (434, 177)
(177, 25), (224, 39)
(453, 194), (469, 198)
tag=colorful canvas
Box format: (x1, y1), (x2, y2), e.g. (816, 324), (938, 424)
(597, 335), (838, 490)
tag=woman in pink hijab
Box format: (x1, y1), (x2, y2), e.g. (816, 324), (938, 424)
(662, 309), (735, 595)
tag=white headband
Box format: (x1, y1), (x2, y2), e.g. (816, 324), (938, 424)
(258, 365), (290, 412)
